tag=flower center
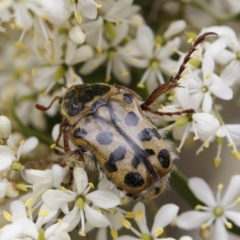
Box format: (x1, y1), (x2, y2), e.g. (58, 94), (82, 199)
(201, 86), (208, 93)
(189, 58), (202, 68)
(76, 197), (85, 210)
(213, 206), (224, 217)
(140, 233), (154, 240)
(108, 49), (115, 59)
(150, 59), (159, 70)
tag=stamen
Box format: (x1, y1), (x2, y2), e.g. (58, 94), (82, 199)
(120, 218), (131, 229)
(111, 229), (118, 239)
(38, 210), (50, 217)
(3, 211), (12, 221)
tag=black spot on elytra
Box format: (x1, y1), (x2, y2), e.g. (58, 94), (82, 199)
(90, 99), (106, 112)
(96, 131), (113, 145)
(64, 84), (110, 116)
(158, 149), (170, 168)
(125, 111), (139, 126)
(131, 156), (140, 168)
(138, 128), (161, 141)
(124, 172), (144, 188)
(116, 186), (123, 191)
(73, 128), (87, 138)
(123, 94), (133, 104)
(105, 146), (127, 173)
(145, 149), (155, 155)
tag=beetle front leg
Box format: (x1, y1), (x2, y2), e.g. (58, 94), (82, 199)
(141, 32), (217, 108)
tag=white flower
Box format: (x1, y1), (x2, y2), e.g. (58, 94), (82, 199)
(184, 56), (233, 112)
(80, 22), (131, 84)
(123, 23), (182, 87)
(177, 175), (240, 240)
(42, 168), (120, 236)
(0, 116), (11, 140)
(0, 200), (70, 240)
(69, 25), (86, 45)
(118, 202), (179, 240)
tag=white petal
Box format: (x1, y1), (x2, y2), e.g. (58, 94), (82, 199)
(136, 25), (154, 59)
(80, 53), (107, 75)
(112, 22), (128, 46)
(213, 218), (228, 240)
(69, 45), (94, 65)
(52, 164), (67, 188)
(225, 211), (240, 227)
(210, 84), (233, 100)
(202, 92), (212, 113)
(163, 20), (186, 40)
(220, 60), (240, 86)
(117, 236), (140, 240)
(0, 115), (11, 139)
(202, 56), (214, 77)
(188, 177), (216, 207)
(225, 124), (240, 145)
(24, 169), (52, 184)
(158, 37), (180, 60)
(42, 189), (75, 209)
(69, 26), (86, 45)
(36, 204), (58, 228)
(62, 206), (81, 232)
(221, 175), (240, 206)
(14, 217), (38, 239)
(0, 146), (16, 172)
(0, 182), (7, 198)
(205, 36), (230, 58)
(78, 0), (98, 19)
(0, 222), (23, 240)
(132, 202), (149, 234)
(152, 204), (179, 235)
(86, 190), (120, 208)
(11, 200), (26, 219)
(73, 168), (88, 195)
(84, 204), (110, 228)
(21, 137), (39, 154)
(177, 211), (211, 229)
(214, 49), (236, 65)
(192, 113), (220, 138)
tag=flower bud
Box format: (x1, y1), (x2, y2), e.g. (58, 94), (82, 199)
(69, 26), (86, 45)
(0, 116), (12, 139)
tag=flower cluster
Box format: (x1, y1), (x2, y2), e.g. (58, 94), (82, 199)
(1, 0), (240, 240)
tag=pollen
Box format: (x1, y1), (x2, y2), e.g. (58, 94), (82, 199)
(235, 197), (240, 204)
(201, 223), (208, 230)
(31, 68), (36, 77)
(96, 46), (102, 53)
(12, 162), (22, 171)
(115, 19), (120, 26)
(105, 76), (111, 83)
(193, 136), (199, 141)
(121, 71), (130, 77)
(125, 211), (135, 219)
(17, 183), (28, 191)
(228, 142), (234, 147)
(50, 143), (56, 149)
(75, 12), (82, 24)
(25, 198), (34, 208)
(135, 209), (143, 221)
(154, 227), (164, 237)
(88, 182), (94, 189)
(214, 157), (221, 167)
(225, 221), (232, 229)
(79, 231), (86, 236)
(140, 233), (153, 240)
(76, 197), (85, 210)
(204, 73), (211, 79)
(38, 210), (50, 217)
(218, 183), (223, 190)
(120, 218), (131, 229)
(3, 211), (12, 222)
(96, 4), (102, 8)
(204, 140), (209, 148)
(231, 150), (240, 160)
(195, 204), (202, 210)
(137, 83), (145, 88)
(111, 228), (118, 239)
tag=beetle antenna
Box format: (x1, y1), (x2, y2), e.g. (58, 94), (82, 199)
(35, 96), (60, 111)
(142, 31), (218, 107)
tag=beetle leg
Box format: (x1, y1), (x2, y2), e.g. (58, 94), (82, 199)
(141, 104), (195, 117)
(141, 32), (218, 108)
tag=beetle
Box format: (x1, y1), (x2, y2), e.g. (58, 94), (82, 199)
(36, 32), (217, 201)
